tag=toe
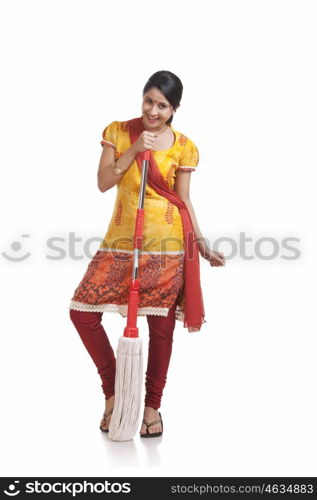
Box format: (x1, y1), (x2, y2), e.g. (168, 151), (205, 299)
(140, 423), (147, 435)
(152, 423), (162, 434)
(100, 418), (108, 429)
(100, 414), (112, 431)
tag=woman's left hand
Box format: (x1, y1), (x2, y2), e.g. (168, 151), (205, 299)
(200, 246), (225, 267)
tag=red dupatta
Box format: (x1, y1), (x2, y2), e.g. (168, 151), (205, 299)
(128, 116), (206, 332)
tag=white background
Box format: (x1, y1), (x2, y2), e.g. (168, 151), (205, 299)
(0, 0), (316, 477)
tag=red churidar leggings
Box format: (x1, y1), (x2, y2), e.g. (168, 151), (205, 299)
(69, 301), (176, 410)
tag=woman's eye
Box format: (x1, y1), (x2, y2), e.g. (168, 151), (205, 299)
(145, 98), (166, 108)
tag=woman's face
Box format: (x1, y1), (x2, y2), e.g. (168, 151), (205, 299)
(141, 87), (174, 129)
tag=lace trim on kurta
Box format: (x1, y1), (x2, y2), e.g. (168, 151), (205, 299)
(178, 166), (196, 171)
(100, 139), (115, 148)
(69, 300), (170, 317)
(69, 300), (186, 322)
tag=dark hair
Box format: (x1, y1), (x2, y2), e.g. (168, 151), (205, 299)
(142, 70), (183, 125)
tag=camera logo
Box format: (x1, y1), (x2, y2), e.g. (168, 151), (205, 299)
(3, 481), (20, 496)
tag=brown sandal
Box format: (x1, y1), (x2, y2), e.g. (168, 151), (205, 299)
(99, 407), (114, 433)
(140, 412), (163, 438)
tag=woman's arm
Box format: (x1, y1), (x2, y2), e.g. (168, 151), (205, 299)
(97, 130), (158, 192)
(174, 171), (225, 266)
(97, 143), (137, 192)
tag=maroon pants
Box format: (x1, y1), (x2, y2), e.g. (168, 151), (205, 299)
(69, 302), (176, 410)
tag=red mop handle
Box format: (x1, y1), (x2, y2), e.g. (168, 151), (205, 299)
(124, 207), (144, 338)
(124, 149), (151, 338)
(143, 149), (151, 161)
(134, 209), (144, 249)
(133, 150), (151, 247)
(124, 278), (140, 338)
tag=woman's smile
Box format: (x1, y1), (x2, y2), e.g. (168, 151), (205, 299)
(143, 113), (165, 130)
(147, 115), (159, 122)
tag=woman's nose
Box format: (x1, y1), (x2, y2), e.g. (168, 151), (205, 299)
(149, 104), (159, 115)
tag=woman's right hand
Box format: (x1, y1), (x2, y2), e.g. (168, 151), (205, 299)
(132, 131), (157, 154)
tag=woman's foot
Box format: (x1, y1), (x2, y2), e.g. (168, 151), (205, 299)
(100, 395), (115, 432)
(140, 406), (162, 435)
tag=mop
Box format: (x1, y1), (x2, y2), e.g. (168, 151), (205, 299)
(108, 149), (150, 442)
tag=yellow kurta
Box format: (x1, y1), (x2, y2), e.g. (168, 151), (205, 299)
(69, 118), (199, 321)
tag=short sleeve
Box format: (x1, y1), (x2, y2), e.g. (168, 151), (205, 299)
(100, 121), (119, 150)
(177, 137), (199, 172)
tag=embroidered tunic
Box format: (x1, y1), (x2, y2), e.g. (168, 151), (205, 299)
(69, 119), (199, 321)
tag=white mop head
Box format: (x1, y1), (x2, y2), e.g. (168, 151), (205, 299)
(108, 336), (143, 441)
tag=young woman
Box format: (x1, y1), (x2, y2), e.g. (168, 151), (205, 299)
(69, 70), (225, 438)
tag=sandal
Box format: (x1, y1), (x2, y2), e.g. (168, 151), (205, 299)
(99, 407), (114, 433)
(140, 411), (163, 438)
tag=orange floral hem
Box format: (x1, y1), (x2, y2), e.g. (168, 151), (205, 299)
(69, 249), (185, 318)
